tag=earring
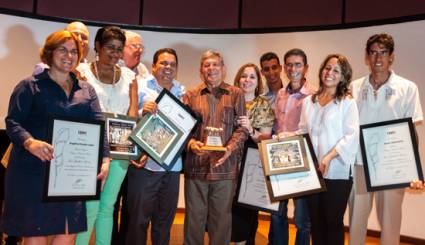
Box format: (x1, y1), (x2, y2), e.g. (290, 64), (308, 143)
(96, 53), (99, 62)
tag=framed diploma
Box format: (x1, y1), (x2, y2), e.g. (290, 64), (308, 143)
(235, 145), (284, 214)
(261, 134), (326, 202)
(43, 116), (104, 202)
(259, 135), (310, 176)
(130, 89), (200, 170)
(360, 118), (423, 192)
(103, 113), (141, 160)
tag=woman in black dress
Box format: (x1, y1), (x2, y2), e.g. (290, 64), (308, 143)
(2, 30), (109, 245)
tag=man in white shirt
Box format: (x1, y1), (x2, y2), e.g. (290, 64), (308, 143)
(349, 33), (423, 245)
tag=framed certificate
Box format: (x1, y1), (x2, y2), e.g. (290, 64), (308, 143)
(360, 118), (423, 191)
(103, 113), (141, 160)
(259, 135), (309, 176)
(261, 134), (326, 202)
(235, 144), (284, 214)
(43, 116), (104, 202)
(130, 89), (200, 170)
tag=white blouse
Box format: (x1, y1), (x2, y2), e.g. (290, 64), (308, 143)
(77, 63), (136, 115)
(297, 96), (359, 180)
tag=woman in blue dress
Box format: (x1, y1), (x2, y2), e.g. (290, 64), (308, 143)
(2, 30), (109, 245)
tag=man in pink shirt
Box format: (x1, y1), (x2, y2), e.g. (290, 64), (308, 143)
(269, 48), (315, 245)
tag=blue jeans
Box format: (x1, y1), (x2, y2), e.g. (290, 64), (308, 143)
(268, 198), (311, 245)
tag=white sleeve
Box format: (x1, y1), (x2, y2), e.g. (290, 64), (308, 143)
(334, 99), (360, 166)
(404, 84), (423, 123)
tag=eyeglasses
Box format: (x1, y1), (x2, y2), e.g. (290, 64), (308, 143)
(55, 47), (79, 56)
(127, 43), (144, 51)
(284, 63), (304, 69)
(103, 44), (124, 54)
(368, 49), (390, 57)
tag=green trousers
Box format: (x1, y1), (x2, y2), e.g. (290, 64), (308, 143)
(75, 159), (129, 245)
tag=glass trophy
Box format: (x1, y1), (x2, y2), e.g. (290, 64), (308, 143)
(201, 126), (227, 151)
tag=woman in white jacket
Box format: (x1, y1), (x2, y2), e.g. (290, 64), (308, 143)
(294, 54), (359, 245)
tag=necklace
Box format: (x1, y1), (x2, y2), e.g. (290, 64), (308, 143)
(93, 61), (117, 85)
(369, 72), (391, 100)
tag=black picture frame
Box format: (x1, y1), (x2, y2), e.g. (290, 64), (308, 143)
(360, 117), (424, 192)
(103, 113), (141, 160)
(235, 144), (284, 215)
(130, 89), (200, 170)
(43, 115), (104, 202)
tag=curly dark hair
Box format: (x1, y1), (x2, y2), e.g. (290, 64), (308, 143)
(312, 54), (352, 103)
(94, 26), (126, 52)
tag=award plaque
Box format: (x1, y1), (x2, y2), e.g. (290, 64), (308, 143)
(130, 89), (200, 170)
(360, 118), (424, 191)
(43, 115), (104, 202)
(260, 134), (326, 201)
(235, 144), (284, 214)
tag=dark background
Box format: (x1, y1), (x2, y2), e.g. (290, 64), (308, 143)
(1, 0), (425, 30)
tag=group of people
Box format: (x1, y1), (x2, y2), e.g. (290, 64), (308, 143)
(1, 19), (424, 245)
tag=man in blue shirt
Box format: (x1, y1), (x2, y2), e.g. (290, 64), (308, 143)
(125, 48), (185, 245)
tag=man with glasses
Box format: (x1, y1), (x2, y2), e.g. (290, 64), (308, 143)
(119, 30), (150, 80)
(349, 33), (423, 245)
(271, 49), (315, 245)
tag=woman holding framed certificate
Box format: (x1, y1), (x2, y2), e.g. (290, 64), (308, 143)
(231, 63), (275, 244)
(295, 54), (359, 245)
(3, 30), (109, 245)
(75, 26), (139, 245)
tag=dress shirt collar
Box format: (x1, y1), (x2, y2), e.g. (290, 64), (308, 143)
(200, 81), (230, 97)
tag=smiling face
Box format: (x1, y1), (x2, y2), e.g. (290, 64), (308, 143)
(50, 39), (79, 73)
(284, 55), (308, 84)
(123, 35), (144, 69)
(366, 42), (394, 75)
(200, 56), (225, 87)
(96, 39), (124, 67)
(260, 58), (282, 87)
(320, 57), (342, 89)
(152, 52), (177, 83)
(238, 66), (259, 95)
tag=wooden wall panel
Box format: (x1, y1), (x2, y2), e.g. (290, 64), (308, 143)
(37, 0), (140, 25)
(142, 0), (239, 29)
(346, 0), (425, 23)
(241, 0), (342, 28)
(0, 0), (33, 12)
